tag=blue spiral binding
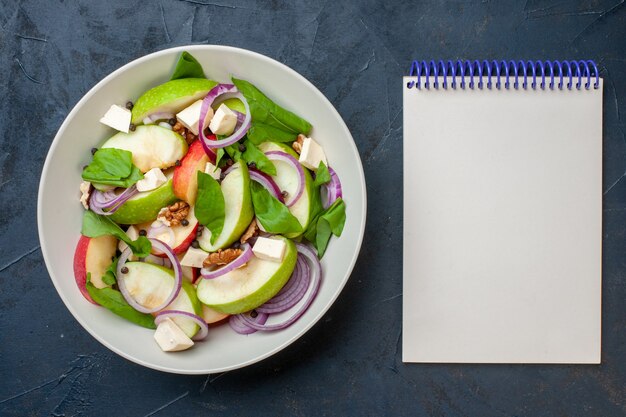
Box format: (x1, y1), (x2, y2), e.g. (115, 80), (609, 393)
(406, 60), (600, 90)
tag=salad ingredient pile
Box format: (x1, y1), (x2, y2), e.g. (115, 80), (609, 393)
(73, 52), (347, 353)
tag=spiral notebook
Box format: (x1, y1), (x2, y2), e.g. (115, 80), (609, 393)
(402, 61), (603, 364)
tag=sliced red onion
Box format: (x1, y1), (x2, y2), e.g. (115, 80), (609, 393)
(143, 112), (174, 125)
(143, 254), (165, 266)
(155, 310), (209, 341)
(236, 243), (321, 331)
(89, 185), (138, 215)
(200, 243), (252, 279)
(198, 84), (251, 152)
(264, 151), (305, 207)
(221, 163), (238, 177)
(116, 238), (182, 314)
(249, 167), (284, 203)
(256, 257), (310, 314)
(323, 167), (342, 209)
(229, 312), (269, 335)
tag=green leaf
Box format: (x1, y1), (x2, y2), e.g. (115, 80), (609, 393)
(81, 210), (152, 257)
(232, 77), (312, 135)
(224, 143), (243, 163)
(246, 122), (298, 145)
(82, 148), (144, 187)
(195, 171), (225, 245)
(303, 198), (346, 258)
(242, 140), (276, 176)
(101, 257), (118, 286)
(170, 51), (205, 80)
(250, 181), (302, 234)
(215, 148), (226, 168)
(86, 274), (156, 329)
(313, 161), (331, 186)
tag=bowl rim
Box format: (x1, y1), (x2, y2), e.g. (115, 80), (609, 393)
(37, 44), (367, 374)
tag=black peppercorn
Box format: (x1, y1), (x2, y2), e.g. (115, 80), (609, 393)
(125, 101), (134, 110)
(175, 159), (181, 167)
(168, 118), (176, 126)
(238, 143), (246, 152)
(282, 190), (289, 199)
(90, 147), (98, 155)
(181, 219), (189, 227)
(248, 162), (256, 169)
(226, 159), (234, 166)
(250, 310), (258, 318)
(191, 240), (200, 249)
(121, 266), (129, 274)
(129, 123), (136, 132)
(139, 229), (147, 236)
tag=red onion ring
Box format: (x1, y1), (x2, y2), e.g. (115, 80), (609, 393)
(229, 312), (269, 335)
(264, 151), (305, 207)
(249, 167), (284, 203)
(155, 310), (209, 341)
(198, 84), (251, 154)
(323, 167), (343, 209)
(200, 243), (252, 279)
(221, 164), (238, 177)
(89, 185), (138, 215)
(256, 257), (310, 314)
(235, 243), (321, 331)
(116, 238), (183, 314)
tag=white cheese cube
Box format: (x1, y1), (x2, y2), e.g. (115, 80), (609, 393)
(118, 225), (140, 258)
(79, 181), (91, 209)
(136, 168), (167, 192)
(204, 161), (222, 180)
(153, 318), (194, 352)
(180, 246), (209, 268)
(209, 104), (237, 135)
(298, 137), (328, 171)
(99, 104), (131, 133)
(252, 237), (287, 262)
(176, 99), (213, 136)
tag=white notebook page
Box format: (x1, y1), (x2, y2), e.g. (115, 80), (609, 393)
(402, 77), (603, 363)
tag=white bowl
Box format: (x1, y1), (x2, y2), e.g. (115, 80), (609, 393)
(38, 45), (366, 374)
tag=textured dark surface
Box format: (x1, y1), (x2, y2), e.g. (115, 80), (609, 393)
(1, 0), (625, 416)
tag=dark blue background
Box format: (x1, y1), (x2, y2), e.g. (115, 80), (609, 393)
(1, 0), (624, 416)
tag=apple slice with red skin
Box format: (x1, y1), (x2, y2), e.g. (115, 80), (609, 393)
(73, 235), (118, 304)
(173, 138), (216, 205)
(148, 206), (199, 257)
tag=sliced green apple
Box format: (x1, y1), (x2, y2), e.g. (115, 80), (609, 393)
(120, 261), (202, 337)
(101, 125), (187, 173)
(197, 162), (254, 252)
(196, 237), (297, 314)
(131, 78), (218, 125)
(108, 170), (177, 224)
(258, 142), (323, 237)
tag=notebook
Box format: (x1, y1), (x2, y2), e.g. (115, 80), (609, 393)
(402, 60), (603, 364)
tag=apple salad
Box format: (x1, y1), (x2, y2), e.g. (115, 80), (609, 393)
(74, 52), (346, 352)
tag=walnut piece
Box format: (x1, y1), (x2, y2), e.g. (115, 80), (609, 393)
(240, 218), (259, 244)
(292, 134), (305, 154)
(157, 201), (190, 226)
(172, 121), (185, 134)
(172, 121), (197, 145)
(203, 248), (243, 268)
(79, 181), (91, 209)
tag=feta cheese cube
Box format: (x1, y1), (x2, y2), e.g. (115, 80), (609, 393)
(252, 237), (287, 262)
(180, 246), (209, 268)
(118, 225), (139, 260)
(204, 161), (222, 180)
(99, 104), (132, 133)
(79, 181), (91, 209)
(298, 137), (327, 171)
(209, 104), (237, 136)
(136, 168), (167, 192)
(176, 99), (213, 136)
(153, 318), (194, 352)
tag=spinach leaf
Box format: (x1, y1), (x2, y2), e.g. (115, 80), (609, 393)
(232, 78), (312, 135)
(101, 257), (118, 286)
(224, 143), (243, 163)
(170, 51), (205, 80)
(250, 181), (302, 234)
(313, 161), (331, 186)
(86, 274), (156, 329)
(215, 148), (227, 168)
(82, 148), (144, 187)
(242, 140), (276, 176)
(247, 122), (298, 145)
(195, 171), (225, 245)
(303, 198), (346, 258)
(81, 210), (152, 257)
